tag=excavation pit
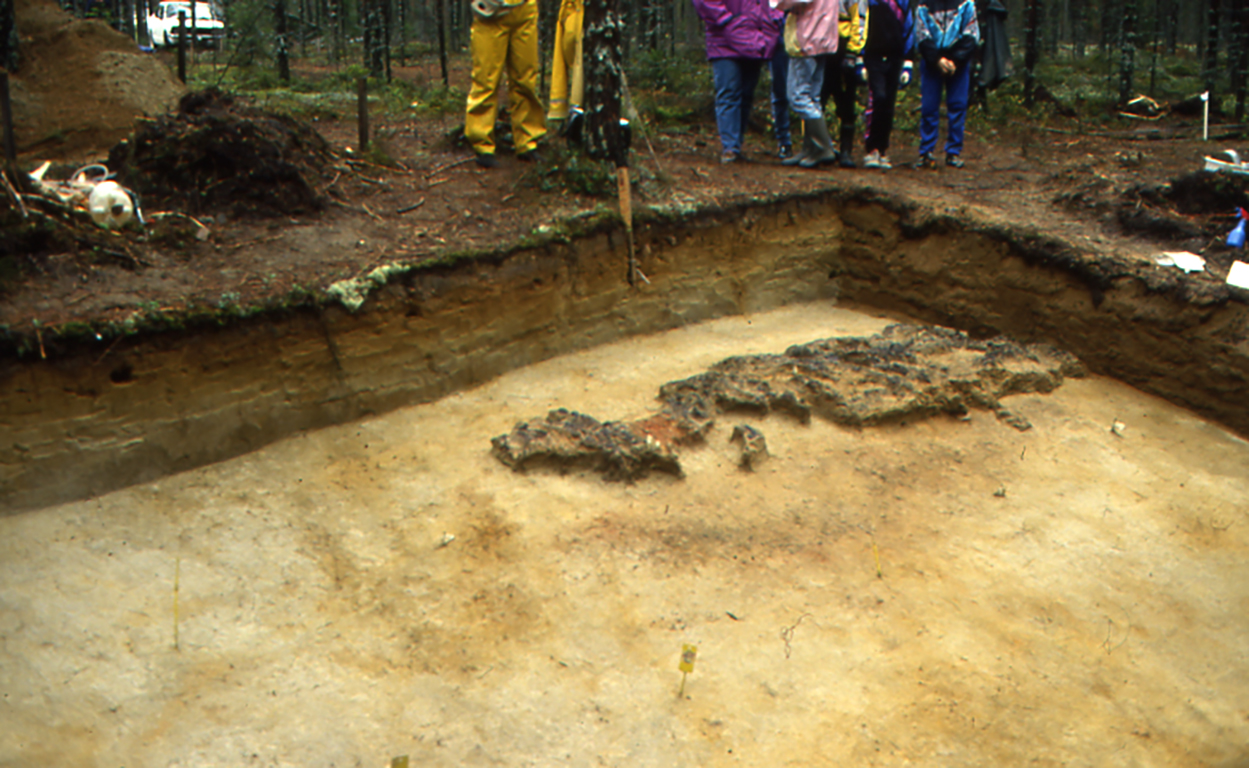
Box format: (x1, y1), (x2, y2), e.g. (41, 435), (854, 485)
(1, 195), (1247, 767)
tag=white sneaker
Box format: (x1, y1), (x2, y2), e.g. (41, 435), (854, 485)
(877, 154), (892, 170)
(863, 149), (881, 169)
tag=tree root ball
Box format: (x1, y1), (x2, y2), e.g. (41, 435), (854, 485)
(107, 88), (335, 218)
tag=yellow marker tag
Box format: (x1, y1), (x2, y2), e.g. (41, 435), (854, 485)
(679, 644), (698, 674)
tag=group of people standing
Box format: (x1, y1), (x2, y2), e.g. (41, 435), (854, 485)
(461, 0), (980, 173)
(693, 0), (980, 170)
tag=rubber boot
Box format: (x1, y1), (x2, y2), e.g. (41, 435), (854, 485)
(782, 129), (816, 167)
(838, 125), (856, 168)
(799, 117), (838, 169)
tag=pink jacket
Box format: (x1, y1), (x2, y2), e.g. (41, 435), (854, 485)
(771, 0), (842, 56)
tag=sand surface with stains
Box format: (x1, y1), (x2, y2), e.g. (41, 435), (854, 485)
(2, 302), (1248, 767)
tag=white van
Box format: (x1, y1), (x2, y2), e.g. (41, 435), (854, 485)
(147, 1), (225, 48)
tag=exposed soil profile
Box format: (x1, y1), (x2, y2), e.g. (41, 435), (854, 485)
(1, 304), (1246, 767)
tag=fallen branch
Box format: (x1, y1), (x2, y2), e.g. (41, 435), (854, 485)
(345, 157), (415, 175)
(396, 197), (426, 214)
(425, 156), (475, 178)
(2, 169), (28, 219)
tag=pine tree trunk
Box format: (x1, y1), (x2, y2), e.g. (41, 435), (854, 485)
(1205, 0), (1221, 95)
(1024, 0), (1041, 107)
(136, 0), (149, 47)
(382, 0), (392, 81)
(365, 0), (385, 77)
(584, 0), (627, 167)
(0, 0), (15, 73)
(1235, 0), (1248, 120)
(435, 0), (447, 87)
(276, 0), (291, 82)
(1118, 0), (1136, 105)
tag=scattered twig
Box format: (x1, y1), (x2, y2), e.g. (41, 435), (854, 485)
(396, 197), (426, 215)
(229, 234), (284, 251)
(149, 211), (209, 229)
(346, 157), (415, 175)
(95, 333), (125, 364)
(427, 177), (449, 187)
(357, 174), (388, 187)
(779, 613), (812, 659)
(425, 156), (475, 178)
(361, 202), (383, 222)
(2, 169), (28, 219)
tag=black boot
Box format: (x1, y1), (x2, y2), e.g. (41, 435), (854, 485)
(838, 125), (856, 168)
(799, 117), (838, 169)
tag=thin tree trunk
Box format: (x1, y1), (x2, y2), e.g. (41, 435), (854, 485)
(1235, 0), (1248, 120)
(382, 0), (391, 81)
(1024, 0), (1041, 107)
(136, 0), (149, 47)
(276, 0), (291, 82)
(1118, 0), (1137, 105)
(1205, 0), (1221, 95)
(1149, 0), (1161, 96)
(435, 0), (446, 87)
(364, 0), (384, 77)
(0, 0), (16, 73)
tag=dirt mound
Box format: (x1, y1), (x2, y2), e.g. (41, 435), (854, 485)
(9, 0), (184, 161)
(492, 324), (1086, 481)
(1050, 155), (1249, 244)
(107, 89), (335, 218)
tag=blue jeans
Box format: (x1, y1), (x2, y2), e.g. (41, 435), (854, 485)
(711, 57), (765, 155)
(769, 35), (792, 148)
(919, 59), (971, 157)
(787, 55), (828, 120)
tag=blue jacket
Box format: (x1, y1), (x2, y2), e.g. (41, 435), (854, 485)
(862, 0), (914, 58)
(915, 0), (979, 65)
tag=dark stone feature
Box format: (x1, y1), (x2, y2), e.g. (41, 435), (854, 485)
(491, 324), (1085, 481)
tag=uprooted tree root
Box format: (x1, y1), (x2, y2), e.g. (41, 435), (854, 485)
(108, 88), (336, 218)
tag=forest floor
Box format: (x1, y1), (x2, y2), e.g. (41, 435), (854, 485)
(2, 5), (1248, 337)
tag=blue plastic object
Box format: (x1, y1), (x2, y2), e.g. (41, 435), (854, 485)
(1228, 207), (1248, 249)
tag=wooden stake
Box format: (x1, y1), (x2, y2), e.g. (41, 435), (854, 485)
(617, 166), (637, 286)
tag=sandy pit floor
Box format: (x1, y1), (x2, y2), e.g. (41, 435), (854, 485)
(2, 302), (1248, 768)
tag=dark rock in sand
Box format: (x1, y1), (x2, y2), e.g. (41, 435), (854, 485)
(730, 424), (768, 470)
(491, 324), (1085, 481)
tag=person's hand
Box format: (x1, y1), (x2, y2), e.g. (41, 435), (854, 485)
(899, 60), (914, 87)
(938, 57), (956, 76)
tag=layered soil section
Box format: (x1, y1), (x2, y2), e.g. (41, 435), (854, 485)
(2, 189), (1246, 513)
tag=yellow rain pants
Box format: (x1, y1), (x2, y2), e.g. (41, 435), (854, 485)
(548, 0), (584, 121)
(465, 0), (547, 156)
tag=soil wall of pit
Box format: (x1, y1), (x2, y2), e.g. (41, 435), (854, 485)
(3, 192), (1247, 513)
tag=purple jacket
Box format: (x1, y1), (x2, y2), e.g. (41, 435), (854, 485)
(691, 0), (782, 60)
